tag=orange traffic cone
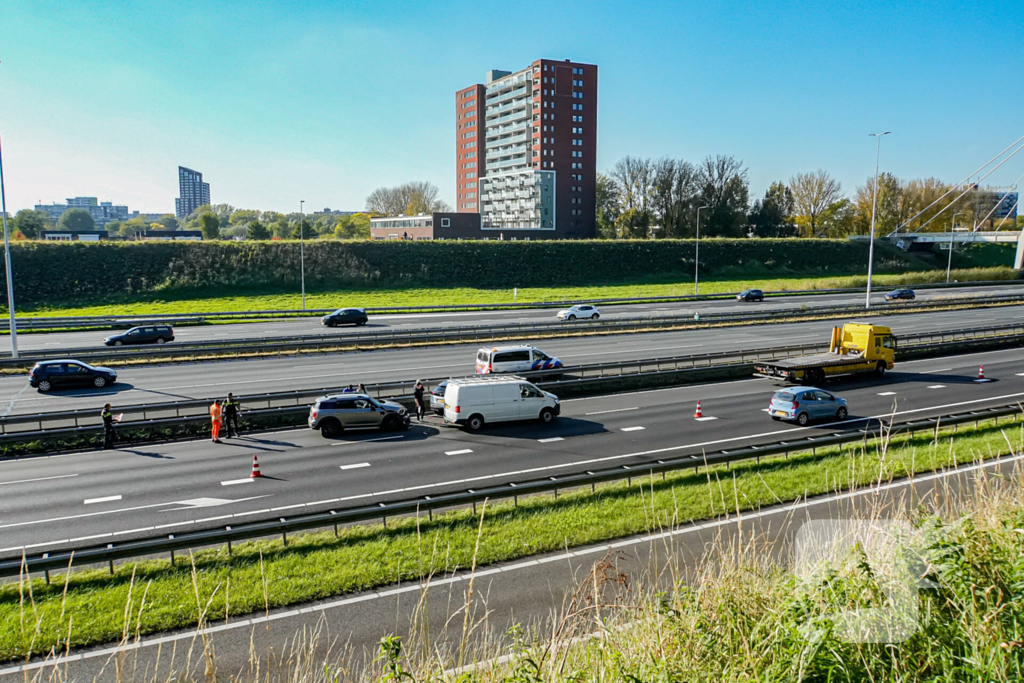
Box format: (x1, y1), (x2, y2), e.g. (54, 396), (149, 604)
(250, 454), (264, 479)
(978, 365), (986, 380)
(694, 400), (704, 418)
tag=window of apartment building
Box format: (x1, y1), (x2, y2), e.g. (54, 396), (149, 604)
(573, 115), (583, 122)
(466, 172), (476, 178)
(462, 90), (474, 98)
(573, 103), (584, 110)
(573, 185), (581, 192)
(572, 127), (582, 134)
(464, 162), (476, 169)
(573, 92), (583, 99)
(462, 131), (475, 139)
(533, 126), (540, 134)
(466, 120), (475, 127)
(533, 114), (540, 121)
(572, 162), (582, 169)
(466, 202), (477, 208)
(573, 139), (582, 146)
(465, 152), (476, 159)
(573, 67), (583, 75)
(572, 174), (582, 181)
(466, 182), (476, 189)
(462, 100), (476, 109)
(533, 89), (539, 97)
(463, 141), (475, 149)
(573, 79), (583, 87)
(466, 109), (475, 117)
(533, 102), (540, 110)
(533, 150), (540, 157)
(467, 192), (476, 199)
(572, 151), (582, 157)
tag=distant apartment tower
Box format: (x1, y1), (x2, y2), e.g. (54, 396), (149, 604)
(175, 166), (210, 218)
(34, 197), (128, 228)
(456, 59), (597, 238)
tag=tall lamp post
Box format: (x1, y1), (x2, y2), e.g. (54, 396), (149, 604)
(864, 131), (891, 309)
(695, 205), (710, 296)
(0, 134), (18, 359)
(946, 211), (963, 284)
(299, 200), (306, 311)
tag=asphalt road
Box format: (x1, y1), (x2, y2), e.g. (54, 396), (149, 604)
(1, 345), (1022, 555)
(3, 421), (1019, 681)
(8, 282), (1021, 352)
(0, 303), (1020, 416)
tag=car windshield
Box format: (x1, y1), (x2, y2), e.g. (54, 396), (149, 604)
(774, 392), (796, 402)
(331, 309), (345, 315)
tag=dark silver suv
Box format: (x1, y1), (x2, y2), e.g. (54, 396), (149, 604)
(308, 393), (410, 438)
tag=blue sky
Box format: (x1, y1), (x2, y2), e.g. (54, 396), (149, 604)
(2, 0), (1021, 214)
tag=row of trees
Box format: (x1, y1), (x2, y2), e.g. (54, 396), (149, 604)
(597, 156), (1021, 239)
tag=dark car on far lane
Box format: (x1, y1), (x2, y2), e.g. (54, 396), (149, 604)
(321, 308), (369, 327)
(736, 289), (765, 302)
(104, 324), (174, 346)
(885, 288), (916, 302)
(29, 360), (117, 392)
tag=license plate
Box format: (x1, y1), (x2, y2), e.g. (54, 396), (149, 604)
(773, 411), (788, 417)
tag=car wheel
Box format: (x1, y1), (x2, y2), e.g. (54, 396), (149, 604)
(382, 414), (402, 431)
(836, 406), (848, 420)
(539, 407), (555, 424)
(467, 414), (484, 431)
(93, 377), (107, 388)
(876, 361), (887, 376)
(114, 340), (123, 347)
(320, 418), (342, 438)
(155, 338), (166, 345)
(592, 313), (600, 319)
(37, 380), (51, 393)
(357, 320), (367, 326)
(796, 412), (810, 426)
(568, 315), (576, 321)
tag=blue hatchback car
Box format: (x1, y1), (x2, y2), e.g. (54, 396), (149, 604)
(768, 386), (848, 426)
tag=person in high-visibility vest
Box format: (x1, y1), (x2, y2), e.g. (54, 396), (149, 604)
(101, 403), (116, 450)
(223, 393), (241, 437)
(210, 400), (224, 443)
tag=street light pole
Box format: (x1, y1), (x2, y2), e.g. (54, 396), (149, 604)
(299, 200), (306, 311)
(0, 133), (18, 359)
(865, 131), (891, 309)
(946, 211), (962, 284)
(695, 205), (710, 296)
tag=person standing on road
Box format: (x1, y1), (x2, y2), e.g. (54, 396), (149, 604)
(413, 380), (425, 422)
(101, 403), (116, 450)
(210, 400), (223, 443)
(224, 393), (241, 438)
(357, 383), (367, 394)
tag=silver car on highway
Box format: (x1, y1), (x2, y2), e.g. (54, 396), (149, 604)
(308, 393), (410, 438)
(556, 304), (600, 321)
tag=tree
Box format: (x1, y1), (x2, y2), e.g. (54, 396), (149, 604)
(853, 172), (902, 236)
(246, 220), (270, 240)
(609, 156), (653, 238)
(11, 209), (51, 239)
(57, 208), (95, 231)
(790, 170), (843, 237)
(334, 213), (371, 239)
(696, 155), (749, 237)
(595, 173), (619, 238)
(155, 214), (179, 231)
(365, 181), (450, 216)
(290, 218), (316, 239)
(748, 182), (797, 237)
(270, 219), (291, 239)
(229, 209), (260, 229)
(198, 212), (220, 240)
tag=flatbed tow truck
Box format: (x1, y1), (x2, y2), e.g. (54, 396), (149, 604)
(754, 323), (897, 384)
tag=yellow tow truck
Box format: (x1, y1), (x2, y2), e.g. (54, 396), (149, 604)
(753, 323), (897, 384)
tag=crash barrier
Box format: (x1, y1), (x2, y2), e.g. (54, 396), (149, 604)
(3, 292), (1024, 369)
(1, 320), (1023, 448)
(1, 400), (1019, 577)
(2, 278), (1021, 332)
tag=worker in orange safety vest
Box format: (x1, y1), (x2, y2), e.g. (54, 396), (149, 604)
(210, 399), (224, 443)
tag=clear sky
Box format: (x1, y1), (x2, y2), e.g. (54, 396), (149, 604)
(2, 0), (1021, 214)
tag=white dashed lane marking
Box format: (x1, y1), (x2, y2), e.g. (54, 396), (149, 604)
(537, 437), (564, 443)
(695, 416), (719, 422)
(445, 449), (474, 456)
(584, 407), (639, 416)
(878, 391), (897, 396)
(928, 385), (946, 389)
(84, 495), (121, 505)
(221, 478), (253, 486)
(621, 426), (645, 432)
(339, 463), (371, 471)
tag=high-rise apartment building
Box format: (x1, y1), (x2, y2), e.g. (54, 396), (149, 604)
(456, 59), (597, 239)
(175, 166), (211, 218)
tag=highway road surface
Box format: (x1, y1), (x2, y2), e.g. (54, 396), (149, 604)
(0, 304), (1019, 416)
(1, 345), (1021, 554)
(7, 282), (1021, 353)
(2, 417), (1019, 680)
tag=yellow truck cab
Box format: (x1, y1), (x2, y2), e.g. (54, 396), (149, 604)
(754, 323), (896, 384)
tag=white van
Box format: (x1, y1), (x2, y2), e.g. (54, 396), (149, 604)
(475, 345), (564, 378)
(444, 377), (560, 431)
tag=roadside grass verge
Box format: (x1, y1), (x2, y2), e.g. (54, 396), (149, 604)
(12, 267), (1019, 318)
(1, 416), (1022, 661)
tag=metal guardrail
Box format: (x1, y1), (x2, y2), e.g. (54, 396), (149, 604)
(4, 293), (1024, 369)
(2, 401), (1020, 577)
(2, 320), (1023, 443)
(4, 278), (1021, 331)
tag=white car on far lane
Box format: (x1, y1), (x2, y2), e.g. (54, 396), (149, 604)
(556, 304), (600, 321)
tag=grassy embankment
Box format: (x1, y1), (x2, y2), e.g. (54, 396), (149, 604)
(14, 266), (1020, 318)
(2, 414), (1022, 662)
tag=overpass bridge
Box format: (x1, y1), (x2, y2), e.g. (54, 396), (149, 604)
(889, 231), (1024, 270)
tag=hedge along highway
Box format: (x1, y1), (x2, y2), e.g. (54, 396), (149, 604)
(0, 345), (1022, 554)
(0, 304), (1020, 417)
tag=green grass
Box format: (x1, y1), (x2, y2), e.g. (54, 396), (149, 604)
(13, 266), (1019, 318)
(2, 417), (1022, 662)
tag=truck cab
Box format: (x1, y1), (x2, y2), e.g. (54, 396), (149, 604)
(753, 323), (897, 383)
(829, 323), (896, 370)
